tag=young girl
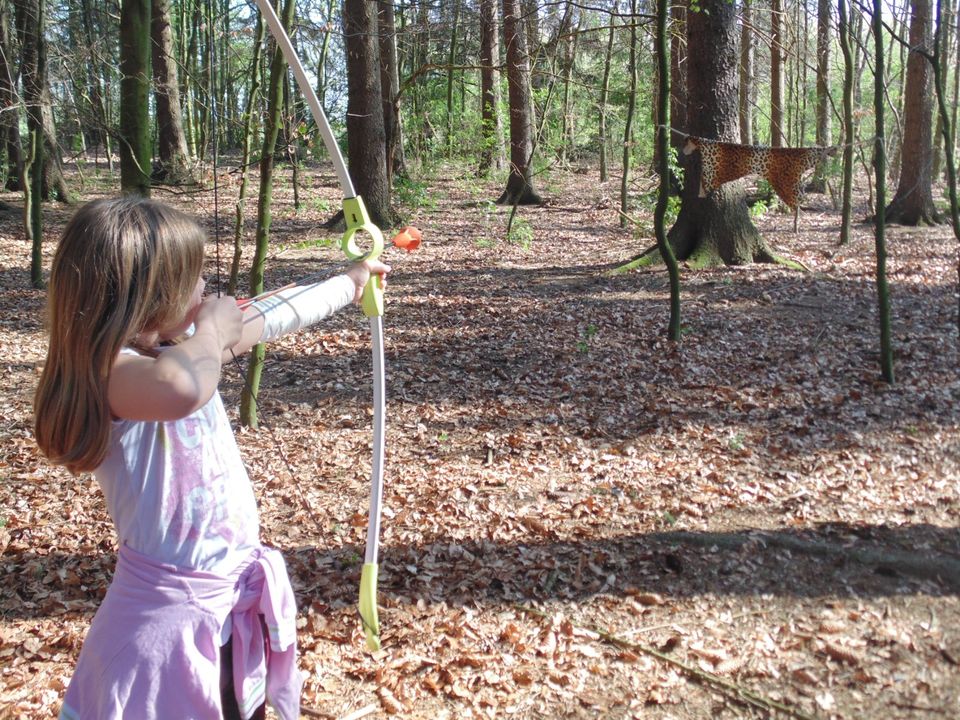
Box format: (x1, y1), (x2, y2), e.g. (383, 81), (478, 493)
(34, 196), (389, 720)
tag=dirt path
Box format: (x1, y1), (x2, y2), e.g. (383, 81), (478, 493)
(1, 164), (958, 718)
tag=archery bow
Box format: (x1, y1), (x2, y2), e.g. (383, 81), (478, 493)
(251, 0), (386, 652)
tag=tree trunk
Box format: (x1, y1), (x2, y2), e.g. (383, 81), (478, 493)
(885, 0), (940, 224)
(497, 0), (541, 205)
(445, 0), (460, 156)
(80, 0), (111, 169)
(119, 0), (152, 195)
(241, 0), (293, 429)
(344, 0), (393, 227)
(152, 0), (193, 184)
(228, 12), (264, 296)
(770, 0), (784, 147)
(671, 0), (687, 156)
(18, 0), (43, 286)
(0, 2), (21, 191)
(811, 0), (831, 192)
(666, 0), (774, 268)
(598, 10), (615, 182)
(479, 0), (502, 175)
(839, 0), (855, 245)
(379, 0), (405, 181)
(655, 0), (681, 340)
(620, 0), (637, 227)
(739, 0), (753, 145)
(872, 0), (895, 383)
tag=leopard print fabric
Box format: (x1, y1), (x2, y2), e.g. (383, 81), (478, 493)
(682, 137), (835, 210)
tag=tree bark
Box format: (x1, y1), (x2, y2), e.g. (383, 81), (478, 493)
(739, 0), (753, 145)
(811, 0), (831, 192)
(839, 0), (855, 245)
(344, 0), (393, 227)
(497, 0), (541, 205)
(241, 0), (293, 429)
(0, 2), (21, 190)
(620, 0), (637, 227)
(152, 0), (193, 184)
(18, 0), (43, 286)
(378, 0), (406, 181)
(872, 0), (895, 383)
(665, 0), (774, 268)
(885, 0), (940, 224)
(770, 0), (784, 147)
(119, 0), (152, 195)
(479, 0), (502, 175)
(598, 9), (615, 182)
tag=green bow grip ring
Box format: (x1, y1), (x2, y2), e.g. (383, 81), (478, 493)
(341, 196), (385, 318)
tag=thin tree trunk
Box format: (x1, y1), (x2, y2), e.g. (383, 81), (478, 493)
(379, 0), (406, 181)
(445, 0), (460, 156)
(241, 0), (293, 428)
(621, 0), (638, 228)
(770, 0), (784, 146)
(655, 0), (681, 340)
(0, 2), (21, 190)
(598, 9), (615, 182)
(479, 0), (502, 175)
(839, 0), (854, 245)
(19, 0), (43, 286)
(812, 0), (831, 191)
(228, 12), (264, 296)
(872, 0), (894, 383)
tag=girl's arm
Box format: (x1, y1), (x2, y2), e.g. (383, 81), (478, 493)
(108, 296), (243, 421)
(227, 260), (390, 359)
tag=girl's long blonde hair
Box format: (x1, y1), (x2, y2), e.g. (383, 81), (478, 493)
(34, 197), (206, 474)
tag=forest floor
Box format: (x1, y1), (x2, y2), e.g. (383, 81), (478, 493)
(0, 159), (958, 719)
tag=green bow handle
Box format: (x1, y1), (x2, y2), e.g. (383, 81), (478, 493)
(341, 196), (384, 319)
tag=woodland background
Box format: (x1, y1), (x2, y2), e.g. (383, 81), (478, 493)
(1, 0), (959, 718)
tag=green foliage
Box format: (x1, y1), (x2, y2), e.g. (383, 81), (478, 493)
(507, 217), (533, 249)
(394, 175), (435, 211)
(576, 323), (599, 353)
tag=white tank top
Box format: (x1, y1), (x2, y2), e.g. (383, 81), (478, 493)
(95, 352), (260, 573)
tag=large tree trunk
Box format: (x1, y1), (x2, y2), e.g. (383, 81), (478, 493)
(666, 0), (774, 268)
(497, 0), (541, 205)
(344, 0), (393, 227)
(739, 0), (753, 145)
(152, 0), (193, 184)
(119, 0), (152, 195)
(885, 0), (941, 224)
(478, 0), (502, 175)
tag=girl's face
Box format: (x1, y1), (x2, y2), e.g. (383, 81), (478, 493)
(158, 276), (206, 341)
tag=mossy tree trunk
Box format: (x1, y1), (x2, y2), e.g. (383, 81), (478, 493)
(119, 0), (151, 196)
(240, 0), (293, 429)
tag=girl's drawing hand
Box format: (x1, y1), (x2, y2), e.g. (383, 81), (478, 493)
(346, 259), (391, 304)
(195, 295), (244, 351)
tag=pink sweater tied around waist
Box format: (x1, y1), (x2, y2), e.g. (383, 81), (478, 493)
(60, 544), (302, 720)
